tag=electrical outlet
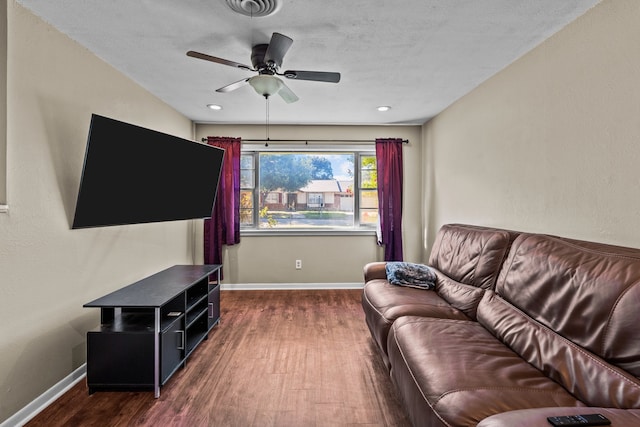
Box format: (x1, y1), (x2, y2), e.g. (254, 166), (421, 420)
(295, 259), (302, 270)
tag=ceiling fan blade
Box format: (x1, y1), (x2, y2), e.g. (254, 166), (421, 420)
(187, 50), (254, 71)
(216, 78), (251, 93)
(264, 33), (293, 67)
(277, 81), (299, 104)
(282, 70), (341, 83)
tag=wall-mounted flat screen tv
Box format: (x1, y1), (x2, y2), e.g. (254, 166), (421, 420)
(72, 114), (225, 229)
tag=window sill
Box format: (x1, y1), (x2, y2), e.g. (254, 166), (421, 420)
(241, 229), (377, 237)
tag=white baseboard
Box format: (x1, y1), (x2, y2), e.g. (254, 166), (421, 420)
(221, 282), (363, 290)
(1, 365), (86, 427)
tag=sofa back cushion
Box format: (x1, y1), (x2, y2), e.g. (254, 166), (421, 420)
(429, 223), (520, 290)
(428, 224), (520, 319)
(478, 233), (640, 407)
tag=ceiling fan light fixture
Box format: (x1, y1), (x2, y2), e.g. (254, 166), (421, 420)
(224, 0), (281, 18)
(249, 75), (283, 97)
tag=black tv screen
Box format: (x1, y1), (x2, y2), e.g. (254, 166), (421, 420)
(72, 114), (225, 229)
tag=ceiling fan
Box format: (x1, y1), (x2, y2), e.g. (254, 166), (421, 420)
(187, 32), (340, 103)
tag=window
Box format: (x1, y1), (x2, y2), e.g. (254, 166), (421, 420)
(307, 193), (324, 208)
(240, 147), (378, 232)
(239, 154), (255, 226)
(359, 155), (378, 226)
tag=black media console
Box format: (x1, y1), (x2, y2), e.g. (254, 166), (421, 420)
(83, 264), (222, 397)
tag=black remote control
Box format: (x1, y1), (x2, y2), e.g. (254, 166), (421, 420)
(547, 413), (611, 426)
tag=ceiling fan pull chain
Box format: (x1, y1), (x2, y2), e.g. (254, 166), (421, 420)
(265, 96), (270, 146)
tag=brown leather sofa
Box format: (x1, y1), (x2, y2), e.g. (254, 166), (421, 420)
(362, 223), (640, 426)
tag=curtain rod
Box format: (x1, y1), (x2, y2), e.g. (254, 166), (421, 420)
(201, 138), (409, 144)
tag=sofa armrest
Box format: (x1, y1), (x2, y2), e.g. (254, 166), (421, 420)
(363, 262), (387, 282)
(477, 407), (640, 427)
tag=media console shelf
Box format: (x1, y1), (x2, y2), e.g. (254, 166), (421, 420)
(84, 264), (222, 397)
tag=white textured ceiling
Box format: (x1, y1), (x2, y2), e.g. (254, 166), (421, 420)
(17, 0), (599, 125)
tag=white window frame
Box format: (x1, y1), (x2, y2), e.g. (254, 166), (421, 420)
(240, 143), (377, 236)
(307, 193), (324, 208)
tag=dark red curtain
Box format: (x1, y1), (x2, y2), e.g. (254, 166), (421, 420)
(376, 138), (404, 261)
(204, 137), (241, 277)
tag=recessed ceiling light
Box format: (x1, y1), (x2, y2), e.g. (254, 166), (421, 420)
(377, 106), (391, 112)
(207, 104), (223, 110)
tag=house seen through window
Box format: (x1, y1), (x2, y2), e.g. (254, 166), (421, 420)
(240, 149), (377, 231)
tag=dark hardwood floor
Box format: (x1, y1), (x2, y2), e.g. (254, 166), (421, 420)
(27, 289), (411, 426)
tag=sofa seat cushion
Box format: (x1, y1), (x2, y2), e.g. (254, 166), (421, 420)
(387, 316), (581, 427)
(477, 407), (640, 427)
(362, 279), (469, 366)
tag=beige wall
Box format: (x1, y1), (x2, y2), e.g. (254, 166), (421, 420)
(195, 124), (424, 284)
(0, 3), (196, 422)
(423, 0), (640, 248)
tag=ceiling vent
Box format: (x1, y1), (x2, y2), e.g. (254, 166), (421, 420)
(225, 0), (281, 18)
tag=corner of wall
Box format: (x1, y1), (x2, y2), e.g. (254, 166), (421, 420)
(1, 0), (7, 206)
(420, 122), (437, 259)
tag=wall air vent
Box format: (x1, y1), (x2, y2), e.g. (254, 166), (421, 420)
(225, 0), (281, 18)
